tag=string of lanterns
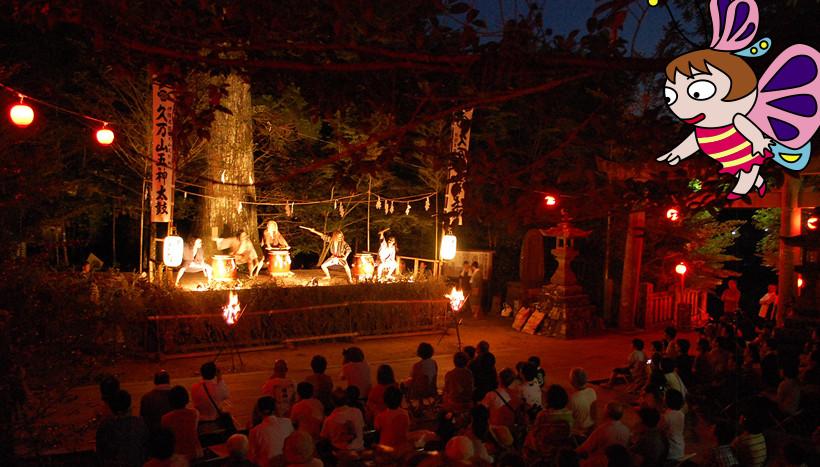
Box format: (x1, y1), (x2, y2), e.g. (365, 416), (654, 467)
(2, 82), (116, 146)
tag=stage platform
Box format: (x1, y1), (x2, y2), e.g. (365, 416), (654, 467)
(175, 267), (370, 290)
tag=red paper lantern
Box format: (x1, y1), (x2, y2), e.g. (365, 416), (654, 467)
(675, 262), (687, 275)
(666, 208), (680, 222)
(808, 216), (818, 231)
(544, 195), (557, 206)
(9, 102), (34, 127)
(96, 126), (115, 145)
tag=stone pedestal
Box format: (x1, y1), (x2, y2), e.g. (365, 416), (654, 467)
(538, 284), (597, 338)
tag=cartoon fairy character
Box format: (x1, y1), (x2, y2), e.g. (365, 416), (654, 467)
(657, 0), (820, 199)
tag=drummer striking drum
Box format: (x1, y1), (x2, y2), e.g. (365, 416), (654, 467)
(376, 228), (398, 280)
(175, 238), (213, 287)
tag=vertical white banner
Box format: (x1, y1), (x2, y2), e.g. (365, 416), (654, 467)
(444, 108), (474, 226)
(151, 83), (174, 223)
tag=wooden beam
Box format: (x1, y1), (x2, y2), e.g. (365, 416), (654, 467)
(729, 190), (820, 209)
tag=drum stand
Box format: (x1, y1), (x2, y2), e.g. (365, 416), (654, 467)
(215, 327), (245, 372)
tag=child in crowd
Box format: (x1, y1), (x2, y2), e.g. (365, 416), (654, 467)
(731, 413), (767, 467)
(606, 338), (646, 388)
(443, 351), (475, 413)
(703, 422), (738, 467)
(528, 355), (546, 388)
(367, 364), (397, 422)
(630, 407), (667, 467)
(305, 355), (334, 414)
(260, 359), (295, 417)
(340, 347), (372, 399)
(374, 386), (411, 453)
(290, 382), (324, 439)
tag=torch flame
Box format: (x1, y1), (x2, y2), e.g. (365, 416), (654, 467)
(445, 287), (466, 312)
(222, 291), (242, 325)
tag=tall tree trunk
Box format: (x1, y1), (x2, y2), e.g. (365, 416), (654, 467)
(197, 72), (258, 257)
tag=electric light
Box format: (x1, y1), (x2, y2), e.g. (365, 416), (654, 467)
(808, 216), (818, 231)
(545, 195), (557, 206)
(440, 233), (457, 261)
(797, 275), (804, 289)
(666, 208), (680, 222)
(9, 101), (34, 127)
(96, 125), (115, 145)
(675, 262), (687, 275)
(163, 235), (184, 267)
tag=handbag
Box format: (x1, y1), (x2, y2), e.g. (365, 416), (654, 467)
(203, 382), (237, 433)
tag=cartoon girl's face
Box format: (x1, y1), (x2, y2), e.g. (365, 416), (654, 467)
(664, 64), (756, 128)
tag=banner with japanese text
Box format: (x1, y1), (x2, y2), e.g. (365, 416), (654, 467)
(151, 83), (174, 223)
(444, 108), (473, 226)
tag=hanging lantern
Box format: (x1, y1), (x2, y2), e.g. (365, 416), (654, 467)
(390, 201), (395, 214)
(675, 262), (687, 275)
(339, 203), (345, 217)
(665, 208), (680, 222)
(376, 197), (382, 209)
(544, 195), (558, 206)
(95, 124), (115, 145)
(440, 233), (457, 261)
(384, 201), (389, 215)
(405, 203), (411, 215)
(163, 234), (184, 267)
(237, 201), (243, 213)
(9, 99), (34, 128)
(425, 197), (430, 211)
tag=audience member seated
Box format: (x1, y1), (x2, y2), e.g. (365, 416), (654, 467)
(568, 368), (596, 437)
(98, 375), (120, 419)
(529, 355), (546, 388)
(693, 338), (714, 386)
(443, 351), (475, 413)
(261, 359), (296, 417)
(290, 382), (325, 439)
(606, 339), (646, 389)
(782, 442), (808, 467)
(661, 358), (687, 404)
(305, 355), (334, 414)
(143, 428), (188, 467)
(772, 363), (801, 416)
(160, 386), (202, 461)
(470, 341), (498, 401)
(576, 402), (630, 460)
(445, 435), (478, 466)
(512, 362), (542, 410)
(96, 389), (149, 467)
(605, 444), (632, 467)
(663, 326), (679, 357)
(190, 362), (229, 425)
(374, 386), (411, 454)
(675, 339), (694, 387)
(731, 413), (767, 467)
(366, 364), (397, 422)
(462, 405), (494, 464)
(480, 368), (519, 429)
(661, 389), (686, 464)
(525, 385), (573, 463)
(630, 407), (667, 467)
(140, 370), (173, 434)
(702, 421), (738, 467)
(249, 396), (294, 467)
(340, 347), (372, 399)
(283, 430), (324, 467)
(801, 349), (820, 388)
(320, 388), (365, 452)
(406, 342), (438, 400)
(224, 434), (256, 467)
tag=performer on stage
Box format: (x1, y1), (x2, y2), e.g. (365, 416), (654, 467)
(262, 220), (289, 250)
(376, 228), (398, 281)
(175, 238), (213, 286)
(214, 230), (261, 277)
(302, 226), (353, 283)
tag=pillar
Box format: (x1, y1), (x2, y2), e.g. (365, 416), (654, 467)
(777, 174), (801, 326)
(618, 210), (645, 329)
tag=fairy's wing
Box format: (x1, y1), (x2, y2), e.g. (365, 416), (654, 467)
(748, 44), (820, 170)
(710, 0), (759, 52)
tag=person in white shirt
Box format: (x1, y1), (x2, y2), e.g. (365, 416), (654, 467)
(320, 388), (365, 451)
(758, 284), (778, 321)
(567, 367), (597, 436)
(511, 363), (542, 409)
(248, 396), (294, 467)
(190, 362), (229, 423)
(480, 368), (519, 428)
(606, 339), (646, 387)
(772, 365), (801, 415)
(260, 359), (295, 417)
(661, 389), (686, 462)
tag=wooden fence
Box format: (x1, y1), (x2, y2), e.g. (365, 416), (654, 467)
(639, 283), (708, 329)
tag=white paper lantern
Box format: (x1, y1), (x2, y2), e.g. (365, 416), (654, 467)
(440, 234), (457, 261)
(163, 235), (184, 267)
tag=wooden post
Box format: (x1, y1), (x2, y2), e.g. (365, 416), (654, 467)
(778, 174), (802, 326)
(618, 210), (645, 329)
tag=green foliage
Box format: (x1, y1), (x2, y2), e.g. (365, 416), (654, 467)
(752, 208), (780, 270)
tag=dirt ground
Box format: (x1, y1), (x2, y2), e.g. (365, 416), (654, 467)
(40, 316), (723, 459)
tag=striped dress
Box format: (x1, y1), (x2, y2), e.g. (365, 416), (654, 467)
(695, 124), (765, 175)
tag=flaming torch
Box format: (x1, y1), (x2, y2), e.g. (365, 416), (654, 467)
(222, 291), (242, 326)
(444, 287), (468, 350)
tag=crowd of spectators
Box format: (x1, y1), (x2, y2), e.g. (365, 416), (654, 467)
(93, 319), (818, 467)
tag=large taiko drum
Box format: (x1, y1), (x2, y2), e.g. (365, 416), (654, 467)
(352, 253), (376, 283)
(267, 249), (291, 275)
(212, 255), (237, 281)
